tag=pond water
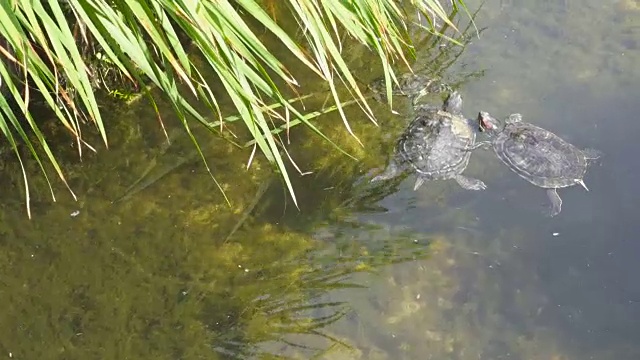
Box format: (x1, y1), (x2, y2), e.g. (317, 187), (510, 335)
(1, 0), (639, 359)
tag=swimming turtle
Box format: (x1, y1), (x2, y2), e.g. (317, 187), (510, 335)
(369, 73), (451, 104)
(478, 112), (601, 216)
(371, 91), (489, 191)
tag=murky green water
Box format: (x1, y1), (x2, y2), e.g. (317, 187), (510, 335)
(1, 0), (640, 359)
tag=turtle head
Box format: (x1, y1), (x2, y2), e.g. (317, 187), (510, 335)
(443, 91), (463, 114)
(477, 111), (500, 133)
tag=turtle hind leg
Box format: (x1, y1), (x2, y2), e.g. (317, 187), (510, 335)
(546, 188), (563, 217)
(454, 175), (487, 191)
(371, 158), (402, 182)
(413, 176), (427, 190)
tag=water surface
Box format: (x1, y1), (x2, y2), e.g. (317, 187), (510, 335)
(1, 0), (639, 359)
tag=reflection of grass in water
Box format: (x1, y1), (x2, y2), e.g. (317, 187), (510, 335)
(201, 222), (437, 359)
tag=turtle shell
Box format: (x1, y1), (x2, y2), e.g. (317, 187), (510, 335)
(492, 121), (588, 188)
(397, 108), (475, 180)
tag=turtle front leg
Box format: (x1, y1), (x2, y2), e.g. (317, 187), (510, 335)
(469, 140), (492, 150)
(546, 188), (563, 217)
(371, 158), (402, 182)
(454, 141), (492, 152)
(454, 175), (487, 191)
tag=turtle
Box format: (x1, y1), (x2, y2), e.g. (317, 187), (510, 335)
(477, 111), (601, 216)
(370, 91), (490, 191)
(368, 73), (452, 104)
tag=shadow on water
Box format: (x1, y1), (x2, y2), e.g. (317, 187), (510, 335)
(2, 0), (640, 359)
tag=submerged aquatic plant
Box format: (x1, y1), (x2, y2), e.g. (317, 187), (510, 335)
(0, 0), (478, 217)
